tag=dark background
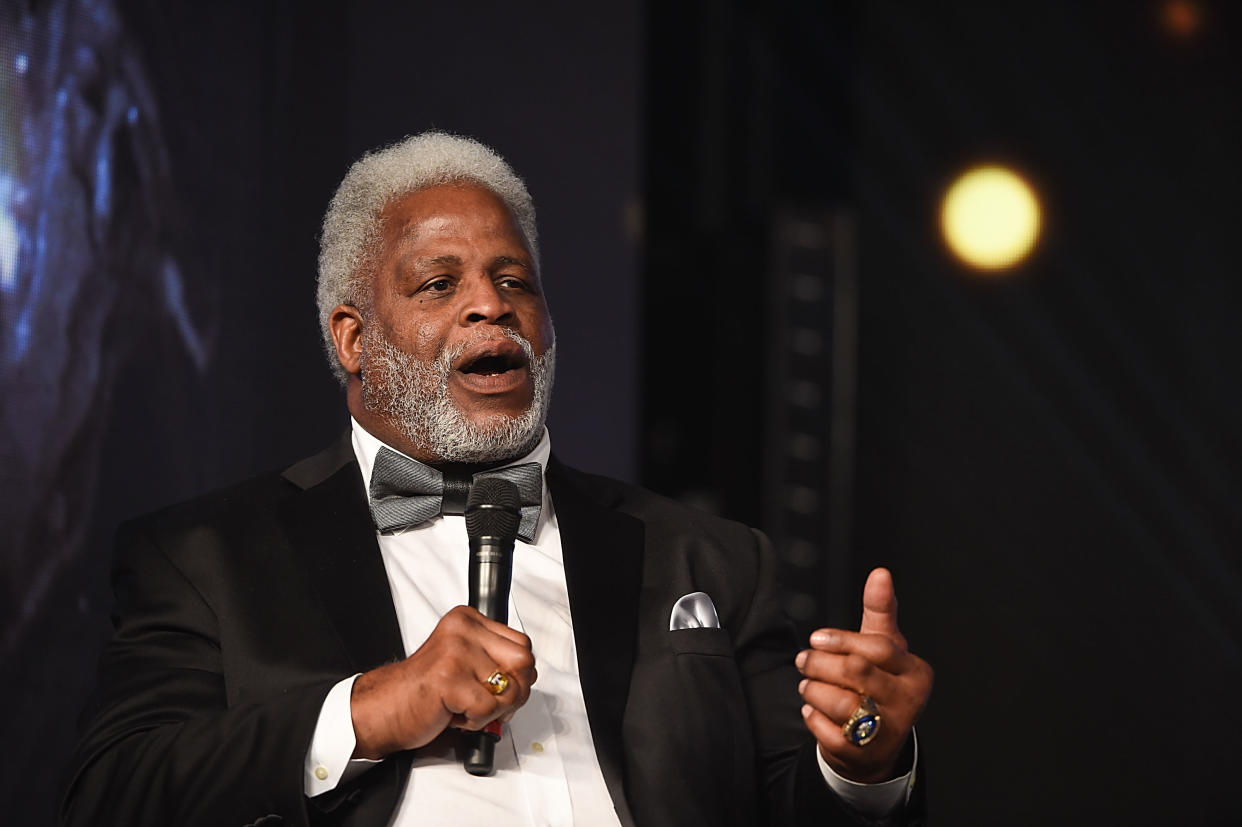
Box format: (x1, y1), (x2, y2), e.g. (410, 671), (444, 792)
(2, 0), (1239, 824)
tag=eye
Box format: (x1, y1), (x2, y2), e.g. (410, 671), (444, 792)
(422, 277), (453, 293)
(497, 276), (527, 291)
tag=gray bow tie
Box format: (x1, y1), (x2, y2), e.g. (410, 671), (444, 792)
(368, 447), (543, 542)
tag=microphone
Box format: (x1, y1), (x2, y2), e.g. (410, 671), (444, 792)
(463, 476), (521, 776)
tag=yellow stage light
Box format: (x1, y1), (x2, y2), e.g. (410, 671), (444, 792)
(940, 165), (1041, 272)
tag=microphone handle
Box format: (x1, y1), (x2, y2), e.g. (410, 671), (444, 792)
(464, 536), (514, 776)
(468, 539), (512, 624)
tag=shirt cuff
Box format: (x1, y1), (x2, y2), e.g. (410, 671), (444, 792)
(304, 674), (382, 797)
(816, 730), (918, 817)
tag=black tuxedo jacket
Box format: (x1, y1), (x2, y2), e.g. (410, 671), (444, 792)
(62, 435), (924, 826)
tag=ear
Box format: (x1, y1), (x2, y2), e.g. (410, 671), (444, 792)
(329, 304), (365, 376)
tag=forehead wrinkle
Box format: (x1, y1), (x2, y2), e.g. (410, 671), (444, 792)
(379, 212), (452, 264)
(393, 206), (501, 241)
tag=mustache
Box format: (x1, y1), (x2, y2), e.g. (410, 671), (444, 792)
(434, 327), (538, 374)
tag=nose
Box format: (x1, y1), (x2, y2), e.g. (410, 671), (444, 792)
(458, 273), (515, 327)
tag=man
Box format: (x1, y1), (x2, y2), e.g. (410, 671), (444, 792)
(62, 133), (933, 826)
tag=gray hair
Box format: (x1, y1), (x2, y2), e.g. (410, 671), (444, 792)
(316, 132), (539, 384)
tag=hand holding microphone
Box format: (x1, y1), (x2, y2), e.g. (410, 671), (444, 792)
(347, 477), (534, 764)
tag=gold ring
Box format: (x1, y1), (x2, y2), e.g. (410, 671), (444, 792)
(842, 695), (882, 746)
(485, 670), (511, 695)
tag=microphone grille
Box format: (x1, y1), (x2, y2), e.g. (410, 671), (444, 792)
(465, 477), (522, 538)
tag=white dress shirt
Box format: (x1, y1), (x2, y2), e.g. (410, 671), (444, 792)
(303, 420), (912, 823)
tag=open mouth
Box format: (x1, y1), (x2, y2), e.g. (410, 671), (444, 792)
(461, 353), (522, 376)
(453, 339), (530, 391)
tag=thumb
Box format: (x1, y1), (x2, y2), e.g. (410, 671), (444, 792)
(859, 567), (905, 646)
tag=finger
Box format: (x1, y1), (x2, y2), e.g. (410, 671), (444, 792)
(496, 667), (537, 725)
(455, 606), (534, 650)
(800, 703), (866, 761)
(797, 650), (898, 698)
(859, 568), (904, 645)
(798, 678), (867, 725)
(803, 630), (907, 672)
(481, 634), (538, 699)
(475, 665), (534, 714)
(446, 665), (534, 731)
(481, 619), (533, 650)
(480, 636), (537, 692)
(442, 680), (506, 730)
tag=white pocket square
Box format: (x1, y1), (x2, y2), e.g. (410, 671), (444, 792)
(669, 591), (721, 631)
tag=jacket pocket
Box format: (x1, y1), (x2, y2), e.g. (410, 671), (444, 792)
(667, 626), (732, 656)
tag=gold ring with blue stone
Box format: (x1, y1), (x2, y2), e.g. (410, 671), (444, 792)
(843, 695), (882, 746)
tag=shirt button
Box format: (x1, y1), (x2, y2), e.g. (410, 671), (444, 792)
(530, 741), (544, 754)
(314, 765), (330, 781)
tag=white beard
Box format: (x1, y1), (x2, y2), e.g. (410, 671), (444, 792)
(359, 325), (555, 463)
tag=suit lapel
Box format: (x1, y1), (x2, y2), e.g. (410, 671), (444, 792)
(547, 459), (643, 825)
(280, 433), (405, 673)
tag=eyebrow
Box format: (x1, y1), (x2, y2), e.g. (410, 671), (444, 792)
(391, 254), (456, 289)
(491, 255), (531, 271)
(413, 254), (463, 270)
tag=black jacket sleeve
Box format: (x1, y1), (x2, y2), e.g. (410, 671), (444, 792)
(60, 523), (335, 827)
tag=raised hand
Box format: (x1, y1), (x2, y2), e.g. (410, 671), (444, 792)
(349, 605), (538, 759)
(795, 568), (933, 783)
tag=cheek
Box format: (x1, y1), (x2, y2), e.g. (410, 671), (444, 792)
(530, 306), (555, 352)
(540, 318), (556, 354)
(381, 318), (443, 361)
(414, 323), (438, 353)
